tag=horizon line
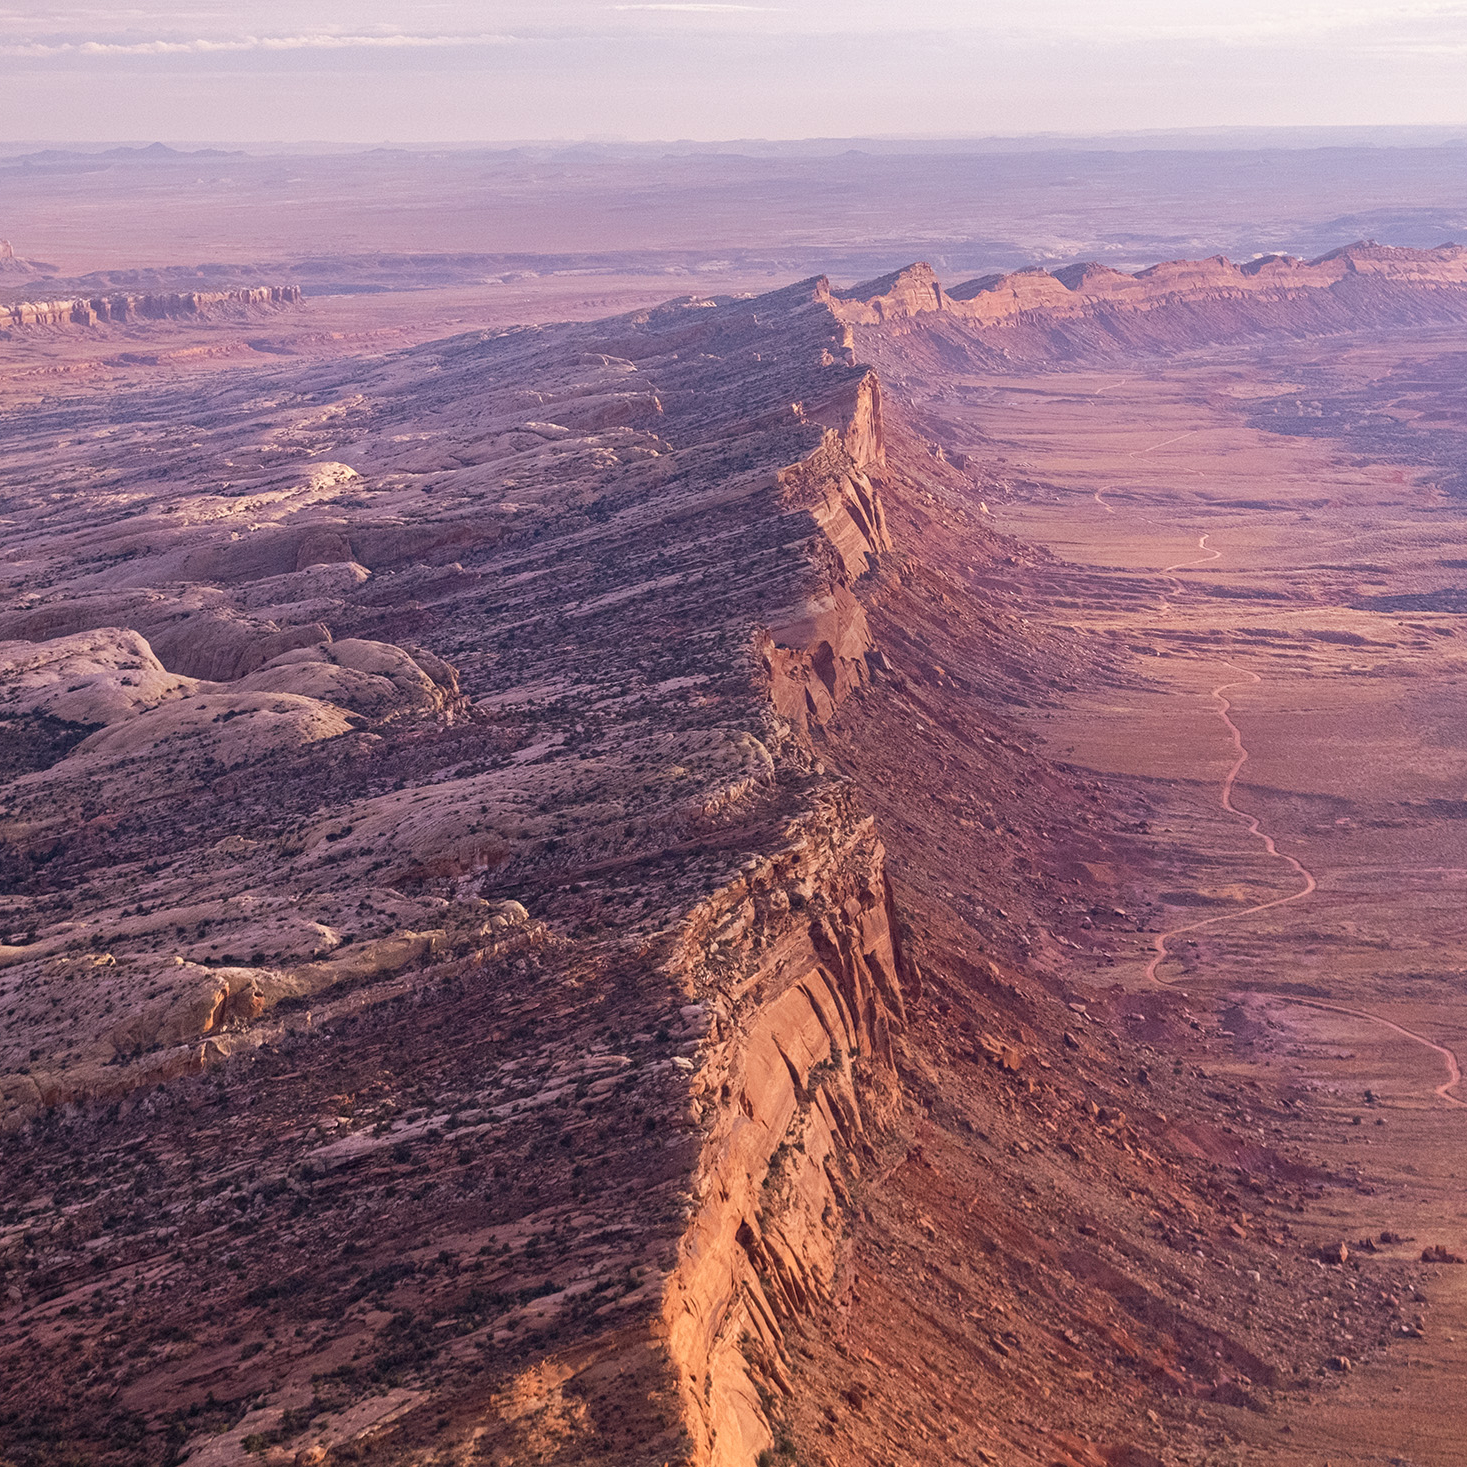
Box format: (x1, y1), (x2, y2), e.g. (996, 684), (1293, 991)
(5, 122), (1467, 153)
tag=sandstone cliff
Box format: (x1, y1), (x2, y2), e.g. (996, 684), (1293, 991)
(662, 792), (906, 1466)
(828, 242), (1467, 361)
(0, 256), (1427, 1467)
(0, 272), (915, 1466)
(0, 284), (301, 331)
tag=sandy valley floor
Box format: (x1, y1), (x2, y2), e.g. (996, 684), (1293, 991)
(913, 337), (1467, 1462)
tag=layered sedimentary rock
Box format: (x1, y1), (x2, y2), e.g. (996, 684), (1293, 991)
(829, 242), (1467, 360)
(662, 795), (906, 1466)
(0, 284), (301, 330)
(0, 275), (911, 1465)
(1, 251), (1450, 1467)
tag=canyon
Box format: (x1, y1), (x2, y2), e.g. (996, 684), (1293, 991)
(1, 241), (1467, 1467)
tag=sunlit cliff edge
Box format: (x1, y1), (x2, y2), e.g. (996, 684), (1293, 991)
(829, 241), (1467, 328)
(0, 273), (912, 1466)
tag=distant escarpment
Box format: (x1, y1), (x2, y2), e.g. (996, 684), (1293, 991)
(0, 283), (301, 331)
(829, 241), (1467, 363)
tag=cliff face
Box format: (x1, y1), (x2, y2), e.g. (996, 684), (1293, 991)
(0, 273), (912, 1467)
(829, 242), (1467, 360)
(2, 247), (1447, 1467)
(662, 792), (906, 1466)
(0, 284), (301, 330)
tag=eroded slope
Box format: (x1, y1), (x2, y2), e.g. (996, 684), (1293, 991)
(0, 278), (909, 1467)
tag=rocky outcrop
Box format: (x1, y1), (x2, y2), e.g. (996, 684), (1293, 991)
(828, 243), (1467, 360)
(0, 270), (917, 1467)
(0, 627), (196, 727)
(0, 623), (456, 824)
(834, 243), (1467, 326)
(663, 793), (906, 1465)
(0, 240), (44, 277)
(1, 249), (1424, 1467)
(761, 584), (877, 731)
(0, 283), (300, 330)
(757, 373), (891, 732)
(827, 264), (949, 325)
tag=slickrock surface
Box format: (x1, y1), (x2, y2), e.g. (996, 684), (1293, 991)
(0, 278), (914, 1466)
(3, 251), (1465, 1467)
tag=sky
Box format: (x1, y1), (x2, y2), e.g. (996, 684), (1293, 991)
(3, 1), (1467, 142)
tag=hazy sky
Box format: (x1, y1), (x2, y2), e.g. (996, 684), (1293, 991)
(3, 1), (1467, 141)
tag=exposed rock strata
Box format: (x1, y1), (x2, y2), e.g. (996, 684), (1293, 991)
(829, 242), (1467, 361)
(663, 794), (906, 1466)
(0, 284), (301, 331)
(0, 275), (909, 1466)
(0, 255), (1444, 1467)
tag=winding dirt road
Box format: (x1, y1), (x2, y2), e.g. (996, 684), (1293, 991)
(1129, 429), (1198, 456)
(1289, 1000), (1467, 1107)
(1143, 662), (1466, 1107)
(1153, 533), (1221, 613)
(1144, 664), (1317, 984)
(1068, 477), (1466, 1107)
(1162, 533), (1220, 575)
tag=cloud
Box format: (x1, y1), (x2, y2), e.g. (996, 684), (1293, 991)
(0, 31), (516, 57)
(987, 1), (1467, 47)
(5, 2), (1467, 63)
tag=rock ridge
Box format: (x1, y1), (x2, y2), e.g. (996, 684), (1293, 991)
(828, 242), (1467, 360)
(0, 260), (1400, 1467)
(0, 284), (302, 331)
(661, 788), (908, 1465)
(832, 242), (1467, 324)
(0, 274), (916, 1466)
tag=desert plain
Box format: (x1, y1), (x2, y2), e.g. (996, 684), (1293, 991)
(905, 330), (1467, 1463)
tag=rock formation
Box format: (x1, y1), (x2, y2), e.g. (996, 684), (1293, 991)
(0, 284), (301, 331)
(0, 273), (918, 1466)
(828, 242), (1467, 361)
(0, 240), (38, 275)
(0, 254), (1447, 1467)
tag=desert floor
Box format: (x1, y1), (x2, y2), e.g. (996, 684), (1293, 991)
(917, 337), (1467, 1462)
